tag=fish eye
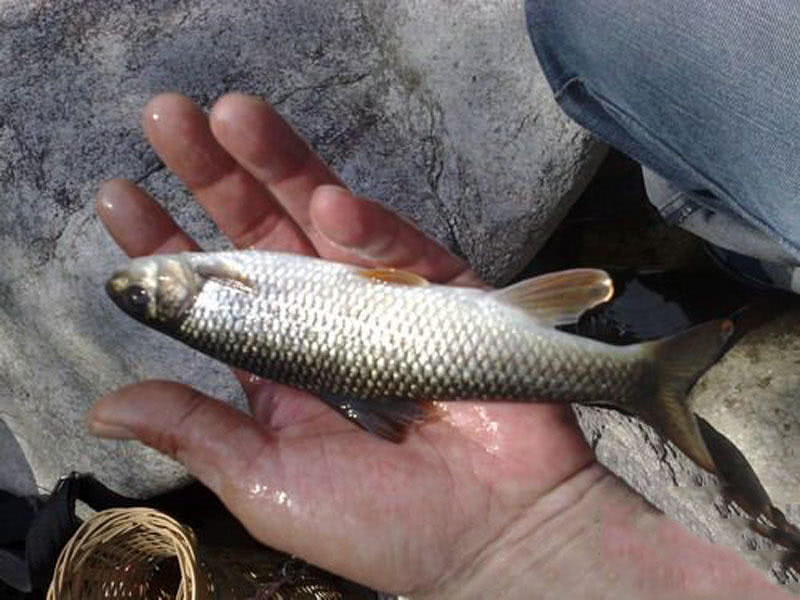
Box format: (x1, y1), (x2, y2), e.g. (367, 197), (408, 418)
(123, 285), (151, 319)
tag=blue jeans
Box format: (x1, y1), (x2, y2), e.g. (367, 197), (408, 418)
(525, 0), (800, 292)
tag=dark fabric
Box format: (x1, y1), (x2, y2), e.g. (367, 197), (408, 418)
(0, 492), (38, 546)
(0, 473), (142, 593)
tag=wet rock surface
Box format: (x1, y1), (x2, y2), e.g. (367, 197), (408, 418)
(0, 0), (602, 497)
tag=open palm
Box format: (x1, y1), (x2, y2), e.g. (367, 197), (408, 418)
(90, 93), (792, 599)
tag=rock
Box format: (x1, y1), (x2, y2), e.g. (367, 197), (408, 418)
(0, 0), (603, 497)
(355, 1), (607, 282)
(692, 309), (800, 523)
(0, 420), (36, 496)
(575, 309), (800, 586)
(575, 407), (779, 568)
(547, 154), (799, 587)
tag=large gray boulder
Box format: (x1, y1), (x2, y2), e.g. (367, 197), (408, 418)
(0, 0), (603, 498)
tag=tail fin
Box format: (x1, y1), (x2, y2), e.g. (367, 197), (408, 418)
(638, 319), (734, 473)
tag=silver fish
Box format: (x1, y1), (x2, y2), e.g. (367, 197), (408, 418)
(106, 250), (732, 472)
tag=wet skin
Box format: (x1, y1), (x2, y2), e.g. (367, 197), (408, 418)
(89, 93), (795, 599)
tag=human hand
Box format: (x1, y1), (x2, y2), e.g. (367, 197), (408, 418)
(89, 93), (794, 599)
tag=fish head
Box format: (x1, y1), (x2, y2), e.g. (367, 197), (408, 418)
(106, 254), (201, 330)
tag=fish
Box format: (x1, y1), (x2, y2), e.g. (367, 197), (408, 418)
(106, 250), (733, 472)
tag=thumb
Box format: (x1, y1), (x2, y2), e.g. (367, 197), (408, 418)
(88, 380), (270, 499)
(87, 381), (365, 575)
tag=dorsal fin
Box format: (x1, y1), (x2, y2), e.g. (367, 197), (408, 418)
(357, 268), (429, 286)
(491, 268), (613, 326)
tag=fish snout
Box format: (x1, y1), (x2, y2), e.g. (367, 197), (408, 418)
(106, 255), (197, 329)
(106, 263), (160, 324)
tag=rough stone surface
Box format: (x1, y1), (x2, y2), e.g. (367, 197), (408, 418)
(692, 309), (800, 523)
(0, 0), (603, 498)
(576, 407), (778, 566)
(0, 419), (36, 496)
(533, 152), (798, 587)
(576, 310), (800, 587)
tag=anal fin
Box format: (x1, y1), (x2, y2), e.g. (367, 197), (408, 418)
(320, 394), (436, 442)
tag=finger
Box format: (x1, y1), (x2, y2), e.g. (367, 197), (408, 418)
(88, 381), (275, 498)
(209, 94), (485, 284)
(310, 185), (483, 285)
(96, 179), (198, 256)
(209, 93), (344, 247)
(142, 93), (314, 254)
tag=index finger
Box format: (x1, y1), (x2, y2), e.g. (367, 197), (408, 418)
(209, 93), (342, 240)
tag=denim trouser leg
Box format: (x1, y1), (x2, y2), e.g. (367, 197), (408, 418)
(525, 0), (800, 291)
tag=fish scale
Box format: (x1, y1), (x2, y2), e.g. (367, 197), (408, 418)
(174, 252), (645, 406)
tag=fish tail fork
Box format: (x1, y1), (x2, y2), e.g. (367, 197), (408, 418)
(638, 319), (734, 473)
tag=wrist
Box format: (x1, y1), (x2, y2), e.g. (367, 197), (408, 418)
(417, 463), (793, 600)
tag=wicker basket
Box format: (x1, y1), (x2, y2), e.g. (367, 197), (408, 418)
(45, 506), (371, 599)
(46, 507), (209, 599)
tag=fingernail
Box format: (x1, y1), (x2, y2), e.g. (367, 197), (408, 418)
(87, 417), (136, 440)
(96, 180), (135, 215)
(311, 186), (390, 259)
(317, 229), (386, 262)
(96, 182), (116, 213)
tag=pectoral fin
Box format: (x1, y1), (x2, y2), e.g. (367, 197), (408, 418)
(320, 394), (437, 441)
(491, 269), (613, 327)
(193, 257), (258, 294)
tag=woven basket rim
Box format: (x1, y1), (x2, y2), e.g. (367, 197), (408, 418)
(46, 507), (202, 600)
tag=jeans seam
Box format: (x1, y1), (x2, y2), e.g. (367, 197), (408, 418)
(565, 78), (800, 258)
(553, 76), (582, 101)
